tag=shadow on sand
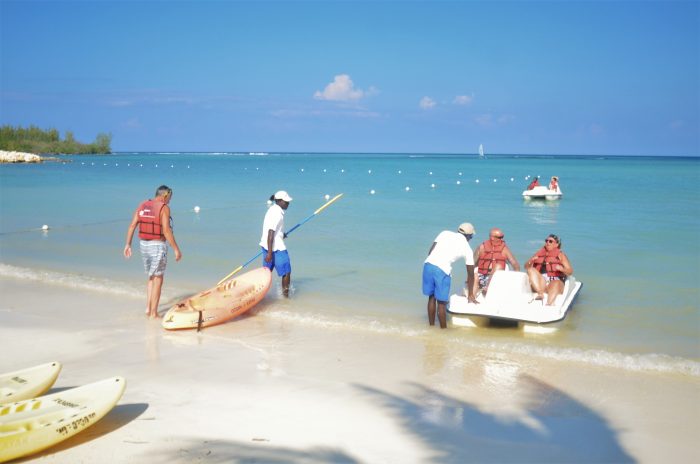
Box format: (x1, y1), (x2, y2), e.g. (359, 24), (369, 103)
(139, 375), (632, 463)
(357, 376), (633, 463)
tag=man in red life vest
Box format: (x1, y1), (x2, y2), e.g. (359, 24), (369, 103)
(472, 227), (520, 297)
(123, 185), (182, 318)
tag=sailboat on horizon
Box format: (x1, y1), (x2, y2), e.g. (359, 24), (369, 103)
(478, 143), (485, 159)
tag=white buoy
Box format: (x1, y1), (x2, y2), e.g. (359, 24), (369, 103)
(368, 169), (372, 174)
(42, 224), (49, 231)
(171, 164), (174, 168)
(194, 206), (201, 213)
(301, 168), (304, 172)
(370, 189), (376, 195)
(510, 177), (514, 181)
(116, 163), (119, 167)
(323, 169), (327, 173)
(405, 186), (410, 191)
(458, 172), (463, 176)
(324, 194), (330, 201)
(155, 164), (158, 168)
(493, 178), (497, 182)
(341, 169), (345, 173)
(456, 180), (461, 185)
(476, 179), (480, 183)
(431, 183), (436, 188)
(187, 165), (190, 169)
(429, 171), (433, 175)
(398, 170), (402, 174)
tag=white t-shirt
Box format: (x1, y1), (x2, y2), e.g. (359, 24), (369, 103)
(425, 230), (474, 275)
(259, 204), (286, 251)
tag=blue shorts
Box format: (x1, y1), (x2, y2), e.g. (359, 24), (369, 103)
(261, 248), (291, 277)
(422, 263), (451, 302)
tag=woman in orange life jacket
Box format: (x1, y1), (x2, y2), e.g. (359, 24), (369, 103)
(123, 185), (182, 318)
(472, 228), (520, 297)
(525, 234), (573, 306)
(548, 176), (559, 192)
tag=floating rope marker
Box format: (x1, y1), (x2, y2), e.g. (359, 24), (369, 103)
(476, 179), (480, 183)
(370, 189), (376, 195)
(368, 169), (372, 174)
(431, 183), (436, 189)
(324, 194), (330, 201)
(457, 180), (461, 185)
(194, 206), (201, 213)
(405, 186), (410, 191)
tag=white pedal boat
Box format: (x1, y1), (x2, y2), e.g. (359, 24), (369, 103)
(448, 269), (582, 334)
(522, 185), (562, 200)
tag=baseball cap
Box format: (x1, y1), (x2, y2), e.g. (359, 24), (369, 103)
(274, 190), (293, 202)
(458, 223), (475, 235)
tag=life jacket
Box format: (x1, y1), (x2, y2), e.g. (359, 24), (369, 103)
(137, 199), (166, 240)
(531, 247), (564, 277)
(477, 240), (507, 275)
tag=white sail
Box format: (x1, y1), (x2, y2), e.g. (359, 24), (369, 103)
(478, 144), (484, 158)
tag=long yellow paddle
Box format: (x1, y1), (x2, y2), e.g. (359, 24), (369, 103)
(217, 193), (344, 286)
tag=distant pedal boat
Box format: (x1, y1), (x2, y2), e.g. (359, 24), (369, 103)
(522, 185), (562, 200)
(448, 270), (582, 334)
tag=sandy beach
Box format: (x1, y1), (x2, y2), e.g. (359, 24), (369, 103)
(1, 273), (698, 463)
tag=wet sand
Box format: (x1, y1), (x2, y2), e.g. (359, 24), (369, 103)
(1, 275), (698, 463)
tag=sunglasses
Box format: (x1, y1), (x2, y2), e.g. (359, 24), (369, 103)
(492, 235), (504, 239)
(545, 238), (557, 244)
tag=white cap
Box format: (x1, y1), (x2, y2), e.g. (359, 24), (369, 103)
(274, 190), (293, 202)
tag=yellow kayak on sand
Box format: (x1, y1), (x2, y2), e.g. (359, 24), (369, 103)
(0, 376), (126, 462)
(0, 362), (62, 405)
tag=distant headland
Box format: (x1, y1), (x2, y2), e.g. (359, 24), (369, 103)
(0, 125), (112, 163)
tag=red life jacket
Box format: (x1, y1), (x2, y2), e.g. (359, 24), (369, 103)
(137, 199), (166, 240)
(477, 240), (507, 275)
(531, 247), (564, 277)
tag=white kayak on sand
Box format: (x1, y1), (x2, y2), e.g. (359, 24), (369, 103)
(522, 185), (562, 200)
(448, 269), (582, 334)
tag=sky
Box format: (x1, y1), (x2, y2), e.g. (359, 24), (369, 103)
(1, 0), (698, 156)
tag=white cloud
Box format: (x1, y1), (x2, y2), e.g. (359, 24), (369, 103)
(453, 95), (473, 105)
(419, 96), (436, 109)
(314, 74), (367, 101)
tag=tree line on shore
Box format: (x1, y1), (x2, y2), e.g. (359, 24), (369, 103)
(0, 125), (112, 154)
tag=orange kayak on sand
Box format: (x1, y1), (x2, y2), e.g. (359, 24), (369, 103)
(162, 267), (272, 330)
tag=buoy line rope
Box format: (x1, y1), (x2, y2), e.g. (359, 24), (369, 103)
(0, 204), (242, 236)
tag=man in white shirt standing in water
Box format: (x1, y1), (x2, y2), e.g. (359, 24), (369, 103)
(422, 223), (478, 328)
(260, 191), (293, 297)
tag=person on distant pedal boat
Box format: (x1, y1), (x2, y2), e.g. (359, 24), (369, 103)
(526, 176), (540, 190)
(472, 228), (520, 297)
(525, 234), (573, 306)
(124, 185), (182, 319)
(422, 223), (478, 329)
(548, 176), (559, 192)
(260, 191), (293, 297)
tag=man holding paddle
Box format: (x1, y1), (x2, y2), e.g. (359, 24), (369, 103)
(260, 191), (293, 297)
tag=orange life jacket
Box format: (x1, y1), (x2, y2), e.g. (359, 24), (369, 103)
(137, 199), (166, 240)
(531, 247), (564, 277)
(477, 240), (508, 275)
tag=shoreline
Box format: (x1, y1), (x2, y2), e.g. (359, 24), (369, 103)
(1, 273), (698, 462)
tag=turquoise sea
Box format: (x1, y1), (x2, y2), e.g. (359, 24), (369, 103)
(1, 153), (699, 374)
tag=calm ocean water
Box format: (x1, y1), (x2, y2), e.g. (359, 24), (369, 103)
(1, 153), (699, 372)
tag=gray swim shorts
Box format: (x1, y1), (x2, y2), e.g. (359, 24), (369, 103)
(140, 240), (168, 277)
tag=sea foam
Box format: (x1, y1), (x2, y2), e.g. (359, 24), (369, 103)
(0, 263), (143, 299)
